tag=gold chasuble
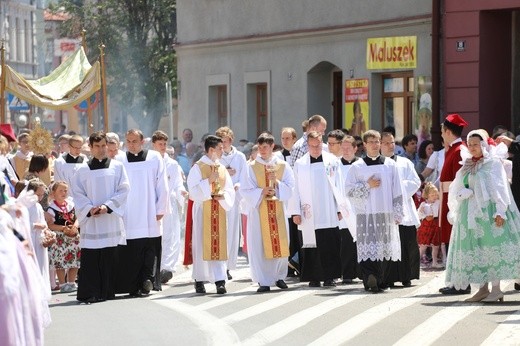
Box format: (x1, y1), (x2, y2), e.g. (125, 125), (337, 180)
(251, 161), (289, 259)
(197, 162), (228, 261)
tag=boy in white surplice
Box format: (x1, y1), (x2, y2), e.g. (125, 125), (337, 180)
(345, 130), (403, 293)
(240, 132), (295, 292)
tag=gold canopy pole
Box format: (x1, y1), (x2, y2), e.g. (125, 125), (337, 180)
(99, 43), (109, 132)
(0, 43), (6, 124)
(81, 29), (93, 134)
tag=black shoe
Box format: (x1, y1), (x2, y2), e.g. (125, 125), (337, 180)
(215, 280), (227, 294)
(141, 279), (153, 294)
(275, 280), (288, 289)
(309, 281), (321, 287)
(367, 274), (379, 293)
(323, 279), (336, 287)
(128, 290), (143, 298)
(402, 281), (412, 287)
(341, 279), (353, 285)
(194, 281), (206, 294)
(160, 270), (173, 284)
(227, 270), (233, 280)
(287, 269), (298, 277)
(257, 285), (270, 293)
(78, 296), (103, 304)
(288, 259), (300, 275)
(515, 283), (520, 291)
(440, 286), (471, 295)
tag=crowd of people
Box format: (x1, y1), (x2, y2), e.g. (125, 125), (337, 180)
(2, 112), (520, 344)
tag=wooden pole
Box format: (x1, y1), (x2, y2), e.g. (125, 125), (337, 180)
(99, 44), (109, 132)
(0, 43), (6, 124)
(81, 29), (87, 52)
(81, 30), (93, 134)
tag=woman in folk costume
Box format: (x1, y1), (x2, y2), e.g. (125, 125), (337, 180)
(445, 129), (520, 302)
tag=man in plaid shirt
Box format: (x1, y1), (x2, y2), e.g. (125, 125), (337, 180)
(289, 115), (327, 167)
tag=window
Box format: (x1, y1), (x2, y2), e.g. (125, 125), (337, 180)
(25, 19), (31, 63)
(256, 84), (268, 136)
(217, 85), (227, 128)
(382, 72), (414, 140)
(206, 74), (230, 133)
(16, 18), (22, 62)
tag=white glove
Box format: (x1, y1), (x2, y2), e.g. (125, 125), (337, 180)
(456, 188), (473, 201)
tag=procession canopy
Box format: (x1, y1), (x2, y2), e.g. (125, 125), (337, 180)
(3, 47), (101, 110)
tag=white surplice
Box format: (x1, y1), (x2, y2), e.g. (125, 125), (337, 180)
(160, 153), (186, 272)
(53, 154), (88, 187)
(337, 160), (358, 241)
(27, 202), (50, 299)
(0, 207), (51, 346)
(345, 157), (403, 261)
(288, 152), (343, 247)
(240, 155), (295, 286)
(117, 150), (168, 239)
(394, 156), (421, 227)
(0, 155), (17, 183)
(72, 159), (130, 249)
(219, 146), (247, 270)
(187, 155), (235, 283)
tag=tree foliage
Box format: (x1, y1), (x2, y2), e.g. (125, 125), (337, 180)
(54, 0), (177, 135)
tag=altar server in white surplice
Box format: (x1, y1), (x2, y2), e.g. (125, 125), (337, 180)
(151, 130), (187, 284)
(345, 130), (403, 294)
(72, 132), (130, 303)
(240, 132), (295, 292)
(288, 130), (345, 288)
(116, 129), (168, 296)
(380, 132), (421, 288)
(326, 131), (360, 284)
(215, 126), (247, 280)
(188, 135), (235, 295)
(53, 135), (88, 187)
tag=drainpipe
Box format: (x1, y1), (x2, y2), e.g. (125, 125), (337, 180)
(431, 0), (442, 148)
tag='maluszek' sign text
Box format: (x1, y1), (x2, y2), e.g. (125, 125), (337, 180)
(366, 36), (417, 69)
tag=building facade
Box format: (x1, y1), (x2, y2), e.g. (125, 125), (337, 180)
(0, 0), (45, 127)
(442, 0), (520, 135)
(176, 0), (432, 142)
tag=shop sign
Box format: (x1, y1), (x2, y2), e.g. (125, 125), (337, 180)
(366, 36), (417, 69)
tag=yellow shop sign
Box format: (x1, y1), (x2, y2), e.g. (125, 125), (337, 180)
(367, 36), (417, 69)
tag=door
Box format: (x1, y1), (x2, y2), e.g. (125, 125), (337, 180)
(332, 71), (343, 129)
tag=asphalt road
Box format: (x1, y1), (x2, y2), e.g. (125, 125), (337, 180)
(45, 257), (520, 346)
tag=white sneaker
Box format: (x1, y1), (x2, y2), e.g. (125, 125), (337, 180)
(60, 283), (70, 293)
(60, 283), (76, 293)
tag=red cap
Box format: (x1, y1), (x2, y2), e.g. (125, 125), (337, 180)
(0, 124), (16, 142)
(444, 113), (468, 128)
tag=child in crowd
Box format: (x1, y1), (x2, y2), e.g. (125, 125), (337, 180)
(417, 182), (442, 268)
(26, 179), (55, 290)
(46, 181), (81, 293)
